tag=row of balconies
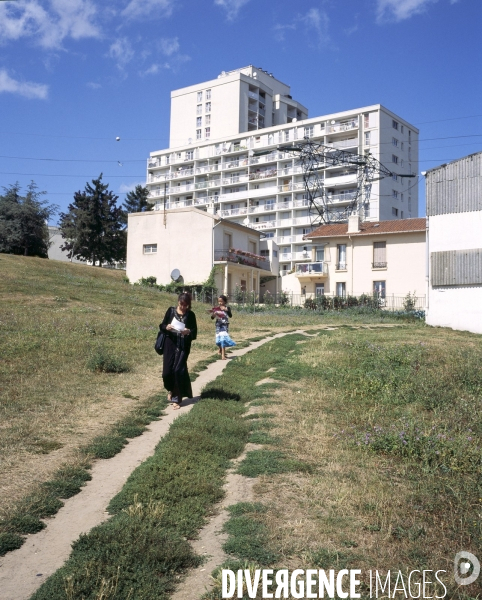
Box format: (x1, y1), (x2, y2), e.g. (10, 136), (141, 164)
(147, 120), (363, 168)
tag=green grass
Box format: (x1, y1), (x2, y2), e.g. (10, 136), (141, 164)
(236, 449), (311, 477)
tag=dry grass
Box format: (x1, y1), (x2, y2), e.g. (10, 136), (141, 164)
(0, 254), (330, 519)
(242, 326), (481, 597)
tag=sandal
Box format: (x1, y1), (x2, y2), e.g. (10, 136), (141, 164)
(167, 392), (172, 402)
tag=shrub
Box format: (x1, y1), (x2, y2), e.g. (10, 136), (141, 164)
(87, 348), (130, 373)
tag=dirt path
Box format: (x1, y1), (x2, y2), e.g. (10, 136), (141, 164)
(1, 330), (312, 600)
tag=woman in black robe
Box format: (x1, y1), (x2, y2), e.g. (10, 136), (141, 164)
(160, 292), (197, 409)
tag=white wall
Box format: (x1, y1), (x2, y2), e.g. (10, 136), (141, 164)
(427, 211), (482, 334)
(126, 209), (214, 285)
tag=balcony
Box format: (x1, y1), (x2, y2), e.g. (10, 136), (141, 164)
(222, 174), (250, 185)
(250, 220), (277, 230)
(217, 207), (248, 218)
(295, 262), (328, 278)
(171, 168), (194, 179)
(327, 191), (357, 204)
(324, 173), (357, 187)
(326, 120), (358, 134)
(196, 165), (218, 174)
(325, 138), (358, 150)
(214, 249), (270, 271)
(249, 168), (277, 180)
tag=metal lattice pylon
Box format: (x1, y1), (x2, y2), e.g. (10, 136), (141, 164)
(278, 137), (411, 227)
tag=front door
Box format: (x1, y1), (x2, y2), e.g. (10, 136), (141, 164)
(315, 283), (325, 296)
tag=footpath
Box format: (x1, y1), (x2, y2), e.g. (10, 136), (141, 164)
(0, 330), (313, 600)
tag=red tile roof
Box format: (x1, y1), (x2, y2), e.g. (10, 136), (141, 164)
(307, 218), (426, 239)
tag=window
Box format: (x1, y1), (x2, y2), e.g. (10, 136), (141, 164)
(401, 193), (404, 202)
(284, 130), (290, 142)
(401, 210), (404, 218)
(373, 241), (386, 268)
(392, 137), (398, 147)
(392, 119), (399, 130)
(197, 91), (202, 102)
(260, 250), (269, 257)
(196, 129), (202, 140)
(143, 244), (157, 254)
(408, 130), (411, 142)
(315, 283), (325, 296)
(401, 125), (404, 134)
(392, 207), (398, 217)
(165, 155), (170, 165)
(205, 114), (211, 126)
(196, 104), (202, 115)
(185, 151), (193, 160)
(401, 142), (404, 151)
(373, 281), (386, 298)
(304, 125), (314, 138)
(392, 173), (398, 181)
(364, 113), (369, 128)
(205, 127), (210, 139)
(176, 152), (182, 159)
(337, 244), (347, 269)
(196, 117), (202, 127)
(392, 154), (399, 164)
(255, 136), (261, 143)
(206, 89), (211, 100)
(205, 102), (211, 113)
(336, 282), (346, 297)
(273, 250), (278, 257)
(408, 197), (412, 211)
(315, 247), (325, 262)
(365, 131), (371, 146)
(392, 190), (398, 199)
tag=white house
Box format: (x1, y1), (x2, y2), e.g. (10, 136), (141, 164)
(425, 152), (482, 334)
(280, 216), (427, 308)
(126, 207), (278, 295)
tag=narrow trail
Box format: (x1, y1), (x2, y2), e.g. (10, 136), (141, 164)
(0, 330), (313, 600)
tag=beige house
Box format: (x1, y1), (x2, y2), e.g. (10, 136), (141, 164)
(126, 207), (278, 295)
(280, 216), (426, 307)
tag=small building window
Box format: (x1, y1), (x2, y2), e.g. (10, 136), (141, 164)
(196, 117), (202, 127)
(143, 244), (157, 254)
(392, 190), (398, 199)
(205, 114), (211, 125)
(365, 131), (371, 146)
(392, 154), (399, 164)
(392, 119), (399, 130)
(337, 244), (347, 269)
(392, 137), (398, 147)
(205, 127), (211, 139)
(373, 241), (386, 268)
(196, 104), (202, 115)
(205, 102), (211, 113)
(196, 129), (202, 140)
(392, 207), (398, 217)
(197, 91), (202, 102)
(336, 282), (346, 297)
(206, 89), (211, 100)
(304, 125), (314, 138)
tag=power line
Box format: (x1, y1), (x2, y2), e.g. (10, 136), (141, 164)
(0, 171), (144, 178)
(0, 155), (145, 163)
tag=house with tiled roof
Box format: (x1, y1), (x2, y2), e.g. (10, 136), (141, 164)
(280, 215), (426, 308)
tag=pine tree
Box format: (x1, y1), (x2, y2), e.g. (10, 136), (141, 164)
(0, 182), (57, 258)
(123, 185), (151, 215)
(59, 174), (126, 266)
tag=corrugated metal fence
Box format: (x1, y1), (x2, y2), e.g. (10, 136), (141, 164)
(426, 151), (482, 216)
(431, 249), (482, 286)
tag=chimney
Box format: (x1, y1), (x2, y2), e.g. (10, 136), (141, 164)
(347, 214), (360, 233)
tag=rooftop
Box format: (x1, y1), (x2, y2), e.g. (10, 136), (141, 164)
(307, 218), (426, 239)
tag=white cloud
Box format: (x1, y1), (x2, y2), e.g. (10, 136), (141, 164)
(0, 69), (48, 99)
(0, 0), (101, 49)
(214, 0), (251, 21)
(86, 81), (101, 89)
(376, 0), (438, 22)
(108, 37), (135, 70)
(159, 37), (179, 56)
(274, 8), (330, 47)
(121, 0), (174, 21)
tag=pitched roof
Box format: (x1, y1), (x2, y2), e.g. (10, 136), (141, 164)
(307, 217), (426, 239)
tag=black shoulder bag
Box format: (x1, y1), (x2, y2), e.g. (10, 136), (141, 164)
(154, 308), (173, 356)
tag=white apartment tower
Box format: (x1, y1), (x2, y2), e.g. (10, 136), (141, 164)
(147, 66), (419, 276)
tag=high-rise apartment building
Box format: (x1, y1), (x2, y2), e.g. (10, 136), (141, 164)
(147, 66), (419, 275)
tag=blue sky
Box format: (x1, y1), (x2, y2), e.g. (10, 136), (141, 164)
(0, 0), (480, 222)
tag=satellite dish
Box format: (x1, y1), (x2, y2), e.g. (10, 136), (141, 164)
(292, 118), (297, 123)
(171, 268), (181, 282)
(116, 136), (120, 141)
(243, 217), (249, 226)
(330, 120), (336, 125)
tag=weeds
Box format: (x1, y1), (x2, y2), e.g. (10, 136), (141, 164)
(86, 347), (130, 373)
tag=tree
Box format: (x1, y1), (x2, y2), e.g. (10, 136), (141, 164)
(59, 174), (126, 266)
(123, 185), (151, 217)
(0, 182), (57, 258)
